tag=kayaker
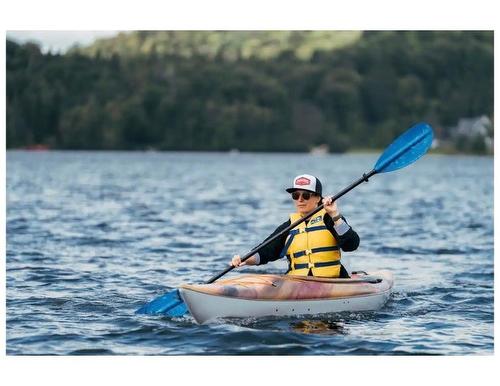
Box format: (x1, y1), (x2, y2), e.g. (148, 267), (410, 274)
(231, 174), (359, 278)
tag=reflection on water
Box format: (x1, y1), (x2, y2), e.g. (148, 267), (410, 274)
(291, 320), (347, 335)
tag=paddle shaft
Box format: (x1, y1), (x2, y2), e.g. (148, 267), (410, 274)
(206, 168), (378, 284)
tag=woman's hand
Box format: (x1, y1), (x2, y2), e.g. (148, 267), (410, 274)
(231, 254), (246, 267)
(231, 254), (258, 267)
(322, 196), (340, 218)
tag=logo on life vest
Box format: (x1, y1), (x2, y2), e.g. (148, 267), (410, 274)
(295, 177), (311, 186)
(310, 215), (322, 225)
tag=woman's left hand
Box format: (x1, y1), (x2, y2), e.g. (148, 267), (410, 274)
(322, 196), (340, 217)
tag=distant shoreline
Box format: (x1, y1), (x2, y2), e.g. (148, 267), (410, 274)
(347, 148), (493, 156)
(6, 148), (493, 157)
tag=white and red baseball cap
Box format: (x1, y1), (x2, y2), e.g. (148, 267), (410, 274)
(286, 174), (323, 195)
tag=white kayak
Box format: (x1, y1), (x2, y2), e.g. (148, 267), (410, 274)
(179, 270), (394, 324)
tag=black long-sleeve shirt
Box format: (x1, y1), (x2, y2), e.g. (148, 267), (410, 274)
(257, 214), (359, 265)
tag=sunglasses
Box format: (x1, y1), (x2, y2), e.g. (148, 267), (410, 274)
(291, 191), (316, 200)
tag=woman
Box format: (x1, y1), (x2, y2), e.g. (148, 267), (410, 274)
(231, 174), (359, 278)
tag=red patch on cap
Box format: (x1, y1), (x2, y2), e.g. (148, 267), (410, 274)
(295, 177), (311, 186)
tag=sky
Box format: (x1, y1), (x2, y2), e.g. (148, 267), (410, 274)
(6, 30), (120, 53)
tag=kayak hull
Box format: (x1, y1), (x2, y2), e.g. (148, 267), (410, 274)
(179, 270), (393, 324)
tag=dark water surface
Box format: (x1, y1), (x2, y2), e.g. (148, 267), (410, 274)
(6, 151), (493, 355)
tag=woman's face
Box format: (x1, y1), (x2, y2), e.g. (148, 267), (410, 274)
(292, 190), (321, 215)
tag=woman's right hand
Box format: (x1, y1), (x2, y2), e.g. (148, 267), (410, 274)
(231, 254), (245, 267)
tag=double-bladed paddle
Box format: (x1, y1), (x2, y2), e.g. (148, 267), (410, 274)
(136, 122), (434, 316)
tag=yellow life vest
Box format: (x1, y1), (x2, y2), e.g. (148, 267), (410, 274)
(281, 208), (341, 277)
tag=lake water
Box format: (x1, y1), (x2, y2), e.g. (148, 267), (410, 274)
(6, 151), (494, 355)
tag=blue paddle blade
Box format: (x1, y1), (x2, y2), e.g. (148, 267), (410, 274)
(374, 122), (434, 173)
(165, 300), (189, 317)
(135, 289), (189, 316)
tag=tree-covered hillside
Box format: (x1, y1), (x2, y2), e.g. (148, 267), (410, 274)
(70, 31), (362, 61)
(6, 31), (494, 153)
